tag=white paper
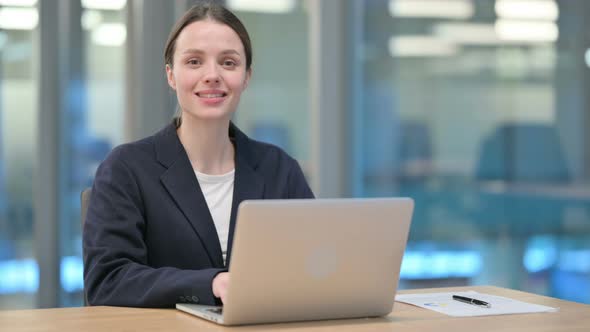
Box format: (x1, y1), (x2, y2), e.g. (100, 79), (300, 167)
(395, 290), (558, 317)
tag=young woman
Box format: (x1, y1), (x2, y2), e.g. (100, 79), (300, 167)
(83, 2), (314, 308)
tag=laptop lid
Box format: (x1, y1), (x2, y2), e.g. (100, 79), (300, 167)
(220, 197), (414, 325)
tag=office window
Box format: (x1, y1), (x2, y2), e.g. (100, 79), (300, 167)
(230, 0), (310, 169)
(356, 0), (590, 302)
(58, 2), (127, 307)
(0, 4), (38, 309)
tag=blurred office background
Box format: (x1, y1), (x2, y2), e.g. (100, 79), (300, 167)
(0, 0), (589, 309)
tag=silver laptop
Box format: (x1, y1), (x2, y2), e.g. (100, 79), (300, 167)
(176, 197), (414, 326)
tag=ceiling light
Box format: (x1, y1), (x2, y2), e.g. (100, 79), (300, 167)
(495, 19), (558, 43)
(0, 0), (37, 6)
(92, 23), (126, 46)
(0, 7), (38, 30)
(389, 36), (459, 58)
(81, 0), (126, 10)
(81, 10), (103, 30)
(226, 0), (295, 14)
(434, 23), (500, 45)
(495, 0), (558, 21)
(389, 0), (474, 19)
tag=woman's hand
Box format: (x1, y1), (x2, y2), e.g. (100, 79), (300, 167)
(212, 272), (230, 303)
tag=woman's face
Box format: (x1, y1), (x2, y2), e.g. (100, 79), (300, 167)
(166, 19), (251, 122)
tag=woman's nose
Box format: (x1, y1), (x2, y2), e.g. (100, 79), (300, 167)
(203, 64), (221, 84)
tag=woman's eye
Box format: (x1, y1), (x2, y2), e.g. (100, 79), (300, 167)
(187, 59), (201, 65)
(223, 59), (236, 67)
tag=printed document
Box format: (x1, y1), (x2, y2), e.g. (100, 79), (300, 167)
(395, 290), (558, 317)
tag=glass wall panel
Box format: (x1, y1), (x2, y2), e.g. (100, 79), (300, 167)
(59, 2), (127, 307)
(358, 0), (590, 303)
(0, 3), (38, 309)
(229, 0), (310, 170)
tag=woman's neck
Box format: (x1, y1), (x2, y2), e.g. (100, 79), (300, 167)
(176, 116), (235, 175)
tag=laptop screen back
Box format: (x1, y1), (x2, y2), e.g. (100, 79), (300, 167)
(222, 197), (414, 325)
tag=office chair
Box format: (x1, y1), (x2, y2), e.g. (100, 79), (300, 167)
(80, 188), (92, 306)
(81, 188), (92, 228)
(475, 124), (570, 183)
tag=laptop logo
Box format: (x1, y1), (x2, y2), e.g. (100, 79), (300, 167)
(306, 246), (339, 279)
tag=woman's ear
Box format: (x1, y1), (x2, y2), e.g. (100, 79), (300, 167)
(166, 64), (176, 90)
(243, 68), (252, 90)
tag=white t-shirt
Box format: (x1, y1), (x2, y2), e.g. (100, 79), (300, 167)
(194, 168), (235, 265)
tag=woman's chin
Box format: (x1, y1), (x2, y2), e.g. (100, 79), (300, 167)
(182, 110), (233, 122)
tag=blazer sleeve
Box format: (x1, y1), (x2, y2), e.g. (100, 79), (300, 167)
(287, 158), (315, 199)
(83, 147), (224, 308)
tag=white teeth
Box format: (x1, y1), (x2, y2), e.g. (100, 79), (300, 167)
(199, 93), (224, 98)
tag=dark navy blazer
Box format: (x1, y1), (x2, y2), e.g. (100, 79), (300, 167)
(83, 121), (314, 308)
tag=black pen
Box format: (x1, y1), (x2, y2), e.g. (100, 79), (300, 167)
(452, 295), (491, 308)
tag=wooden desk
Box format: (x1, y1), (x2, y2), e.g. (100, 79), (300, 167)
(2, 286), (588, 332)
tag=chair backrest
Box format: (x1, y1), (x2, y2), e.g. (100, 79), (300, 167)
(81, 188), (92, 228)
(475, 124), (570, 183)
(80, 188), (92, 306)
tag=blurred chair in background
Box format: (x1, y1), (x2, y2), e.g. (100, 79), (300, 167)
(476, 124), (570, 183)
(80, 188), (92, 306)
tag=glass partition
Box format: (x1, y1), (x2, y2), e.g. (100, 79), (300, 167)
(0, 2), (39, 309)
(59, 1), (127, 307)
(230, 0), (310, 170)
(356, 0), (590, 303)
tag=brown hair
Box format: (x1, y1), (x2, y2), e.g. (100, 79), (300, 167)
(164, 1), (252, 71)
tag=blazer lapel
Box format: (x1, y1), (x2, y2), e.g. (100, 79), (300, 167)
(225, 124), (265, 266)
(154, 122), (266, 268)
(155, 123), (224, 267)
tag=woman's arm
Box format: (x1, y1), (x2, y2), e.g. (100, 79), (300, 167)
(287, 159), (315, 199)
(83, 147), (224, 308)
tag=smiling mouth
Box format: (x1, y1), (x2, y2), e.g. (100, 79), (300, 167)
(196, 92), (227, 98)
